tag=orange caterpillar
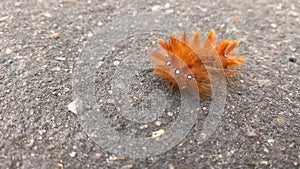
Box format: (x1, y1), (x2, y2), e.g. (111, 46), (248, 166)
(150, 29), (245, 99)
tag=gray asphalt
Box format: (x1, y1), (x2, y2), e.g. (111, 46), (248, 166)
(0, 0), (299, 168)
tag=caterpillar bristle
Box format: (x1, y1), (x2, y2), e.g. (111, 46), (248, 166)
(150, 29), (245, 99)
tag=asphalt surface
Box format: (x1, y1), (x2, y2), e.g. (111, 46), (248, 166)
(0, 0), (299, 169)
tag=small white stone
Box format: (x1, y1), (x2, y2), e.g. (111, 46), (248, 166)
(168, 164), (175, 169)
(113, 60), (120, 66)
(26, 138), (35, 147)
(68, 101), (77, 114)
(155, 121), (161, 126)
(164, 3), (170, 8)
(106, 99), (115, 104)
(97, 61), (104, 68)
(258, 79), (271, 86)
(14, 2), (21, 6)
(264, 147), (269, 153)
(5, 48), (12, 55)
(152, 129), (165, 138)
(139, 124), (148, 129)
(151, 5), (162, 12)
(165, 9), (174, 14)
(87, 32), (93, 37)
(108, 155), (117, 161)
(167, 112), (173, 116)
(39, 129), (47, 135)
(0, 16), (9, 22)
(121, 165), (133, 169)
(98, 21), (103, 26)
(271, 23), (277, 28)
(260, 160), (268, 165)
(44, 12), (52, 18)
(70, 151), (77, 158)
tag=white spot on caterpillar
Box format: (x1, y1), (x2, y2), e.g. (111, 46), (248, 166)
(175, 69), (181, 75)
(187, 74), (194, 80)
(166, 61), (171, 66)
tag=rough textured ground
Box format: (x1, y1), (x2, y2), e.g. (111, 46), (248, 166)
(0, 0), (299, 169)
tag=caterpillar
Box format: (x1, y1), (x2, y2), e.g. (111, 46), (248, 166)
(150, 29), (245, 99)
